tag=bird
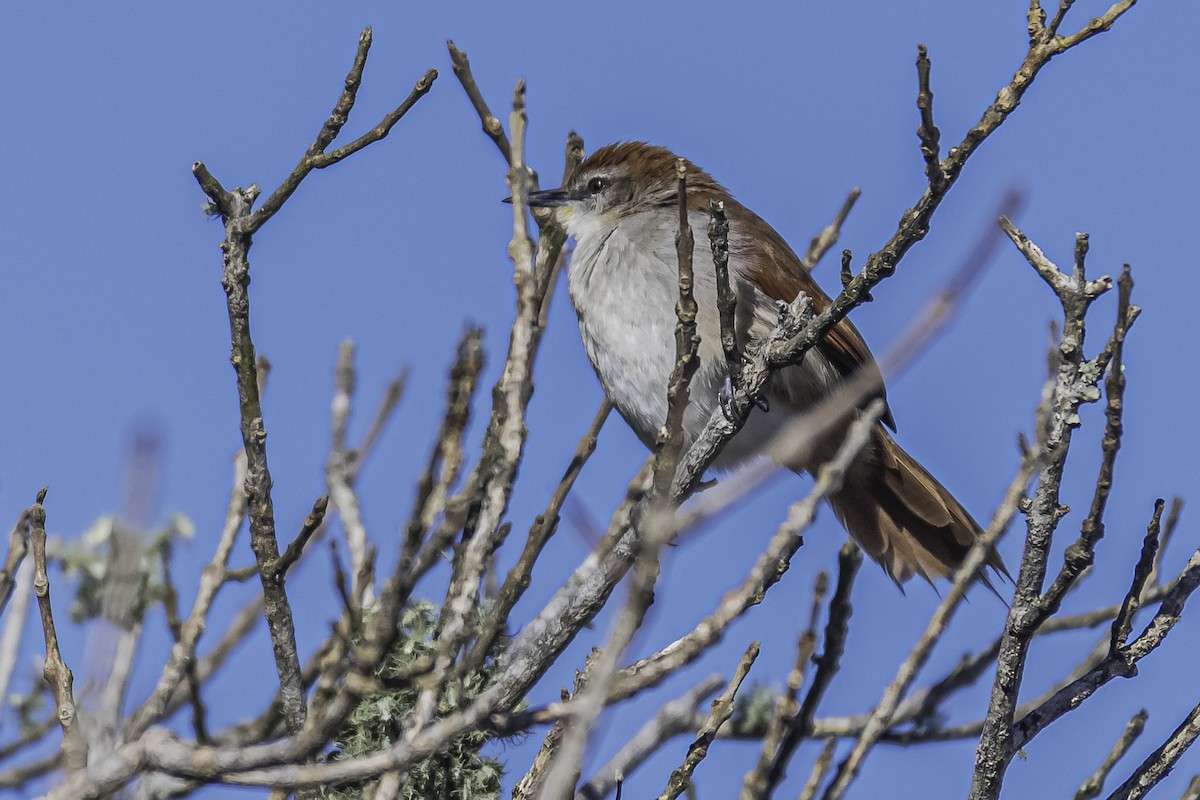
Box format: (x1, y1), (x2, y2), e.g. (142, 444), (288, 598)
(523, 141), (1005, 586)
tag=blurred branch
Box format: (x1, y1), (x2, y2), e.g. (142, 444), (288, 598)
(128, 450), (249, 737)
(801, 188), (861, 271)
(355, 366), (410, 477)
(0, 556), (33, 724)
(0, 509), (30, 618)
(327, 341), (371, 602)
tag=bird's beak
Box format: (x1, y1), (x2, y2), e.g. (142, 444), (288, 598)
(502, 187), (585, 207)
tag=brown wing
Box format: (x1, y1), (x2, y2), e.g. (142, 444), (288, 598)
(724, 200), (896, 430)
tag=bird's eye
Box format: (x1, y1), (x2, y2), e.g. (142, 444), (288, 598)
(586, 177), (608, 194)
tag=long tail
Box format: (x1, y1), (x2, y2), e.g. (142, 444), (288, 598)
(828, 428), (1008, 586)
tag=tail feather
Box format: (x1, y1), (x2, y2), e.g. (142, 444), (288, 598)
(829, 428), (1008, 586)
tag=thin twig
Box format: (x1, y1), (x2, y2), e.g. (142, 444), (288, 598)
(538, 130), (586, 328)
(653, 158), (701, 497)
(247, 28), (436, 232)
(756, 543), (861, 798)
(658, 642), (759, 800)
(577, 674), (725, 800)
(1111, 501), (1163, 652)
(915, 45), (945, 189)
(30, 490), (88, 772)
(159, 538), (208, 743)
(1009, 542), (1200, 753)
(740, 570), (830, 798)
(327, 341), (371, 602)
(447, 40), (511, 164)
(1103, 700), (1200, 800)
(798, 739), (838, 800)
(710, 200), (739, 384)
(1075, 709), (1147, 800)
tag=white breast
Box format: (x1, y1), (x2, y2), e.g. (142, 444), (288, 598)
(565, 208), (841, 470)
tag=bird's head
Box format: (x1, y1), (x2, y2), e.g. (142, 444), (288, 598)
(520, 142), (731, 236)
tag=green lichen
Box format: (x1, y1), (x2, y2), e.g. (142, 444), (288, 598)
(323, 601), (509, 800)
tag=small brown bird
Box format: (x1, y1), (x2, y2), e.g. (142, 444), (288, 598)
(526, 142), (1004, 585)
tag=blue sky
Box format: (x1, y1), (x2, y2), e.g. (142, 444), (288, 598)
(2, 2), (1198, 798)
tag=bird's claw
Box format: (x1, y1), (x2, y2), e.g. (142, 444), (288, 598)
(719, 376), (738, 422)
(720, 375), (770, 421)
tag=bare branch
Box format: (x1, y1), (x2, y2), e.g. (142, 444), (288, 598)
(159, 537), (208, 743)
(538, 130), (587, 329)
(279, 497), (329, 578)
(327, 341), (370, 602)
(1111, 500), (1163, 652)
(1011, 544), (1200, 752)
(970, 223), (1120, 800)
(798, 740), (837, 800)
(0, 555), (33, 724)
(395, 328), (484, 602)
(415, 80), (542, 735)
(128, 451), (246, 738)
